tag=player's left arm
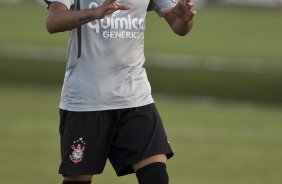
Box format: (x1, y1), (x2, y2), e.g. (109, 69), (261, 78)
(161, 0), (196, 36)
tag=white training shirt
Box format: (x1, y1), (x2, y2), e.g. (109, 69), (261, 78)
(45, 0), (176, 111)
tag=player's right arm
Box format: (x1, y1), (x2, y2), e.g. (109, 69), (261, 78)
(46, 0), (130, 34)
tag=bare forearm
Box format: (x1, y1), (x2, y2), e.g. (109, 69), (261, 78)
(46, 1), (130, 34)
(46, 9), (97, 33)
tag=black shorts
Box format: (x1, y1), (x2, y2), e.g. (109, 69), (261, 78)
(59, 103), (173, 176)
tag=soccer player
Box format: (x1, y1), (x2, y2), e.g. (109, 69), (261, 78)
(44, 0), (195, 183)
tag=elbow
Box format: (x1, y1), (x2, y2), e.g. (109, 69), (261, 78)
(46, 21), (58, 34)
(46, 16), (62, 34)
(174, 29), (190, 37)
(172, 21), (193, 36)
(46, 26), (56, 34)
(46, 20), (69, 34)
(176, 31), (189, 37)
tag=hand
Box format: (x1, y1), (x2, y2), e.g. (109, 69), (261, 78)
(161, 0), (196, 22)
(93, 0), (131, 19)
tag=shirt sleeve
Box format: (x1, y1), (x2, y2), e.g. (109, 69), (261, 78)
(147, 0), (177, 17)
(44, 0), (74, 10)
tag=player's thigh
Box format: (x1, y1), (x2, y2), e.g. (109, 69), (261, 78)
(64, 175), (93, 181)
(132, 154), (167, 171)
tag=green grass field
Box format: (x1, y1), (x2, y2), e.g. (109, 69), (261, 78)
(1, 3), (282, 184)
(1, 4), (282, 102)
(0, 4), (282, 60)
(0, 85), (282, 184)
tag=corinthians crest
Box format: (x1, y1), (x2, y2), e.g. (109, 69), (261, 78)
(69, 137), (86, 164)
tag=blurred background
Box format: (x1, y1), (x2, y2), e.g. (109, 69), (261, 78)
(0, 0), (282, 183)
